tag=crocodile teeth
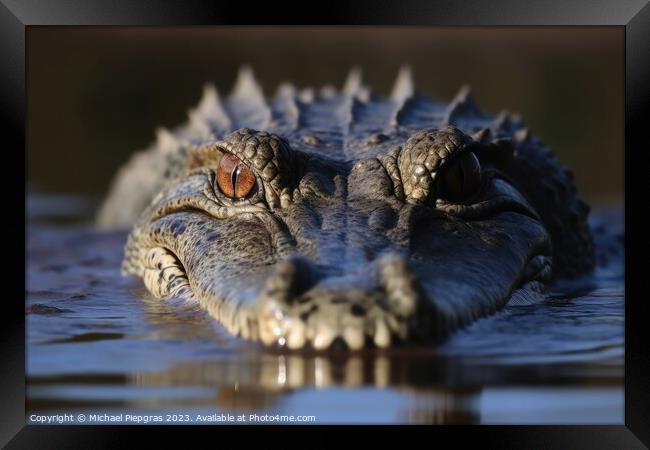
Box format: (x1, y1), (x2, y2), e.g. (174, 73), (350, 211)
(312, 325), (336, 350)
(374, 318), (391, 348)
(342, 326), (365, 351)
(258, 315), (282, 346)
(286, 320), (306, 350)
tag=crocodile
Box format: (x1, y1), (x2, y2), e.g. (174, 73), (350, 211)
(97, 67), (594, 350)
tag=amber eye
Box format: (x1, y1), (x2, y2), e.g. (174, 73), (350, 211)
(437, 151), (482, 202)
(216, 153), (256, 199)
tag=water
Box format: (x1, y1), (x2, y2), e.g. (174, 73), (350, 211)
(25, 200), (624, 424)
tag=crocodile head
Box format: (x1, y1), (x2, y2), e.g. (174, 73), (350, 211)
(112, 68), (594, 350)
(122, 126), (557, 350)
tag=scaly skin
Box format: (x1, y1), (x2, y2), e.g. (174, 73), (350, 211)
(98, 67), (594, 350)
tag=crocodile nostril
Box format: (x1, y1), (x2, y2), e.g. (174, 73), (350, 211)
(263, 256), (322, 305)
(378, 253), (421, 318)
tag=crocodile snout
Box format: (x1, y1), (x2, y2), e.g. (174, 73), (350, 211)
(256, 253), (429, 350)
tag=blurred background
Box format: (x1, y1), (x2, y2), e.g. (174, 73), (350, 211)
(27, 26), (623, 211)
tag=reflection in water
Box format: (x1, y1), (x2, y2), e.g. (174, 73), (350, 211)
(127, 355), (483, 423)
(130, 355), (392, 391)
(25, 205), (624, 424)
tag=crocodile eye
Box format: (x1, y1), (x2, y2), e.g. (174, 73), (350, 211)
(216, 153), (256, 199)
(437, 151), (481, 202)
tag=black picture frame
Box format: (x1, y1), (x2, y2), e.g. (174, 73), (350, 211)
(6, 0), (649, 447)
